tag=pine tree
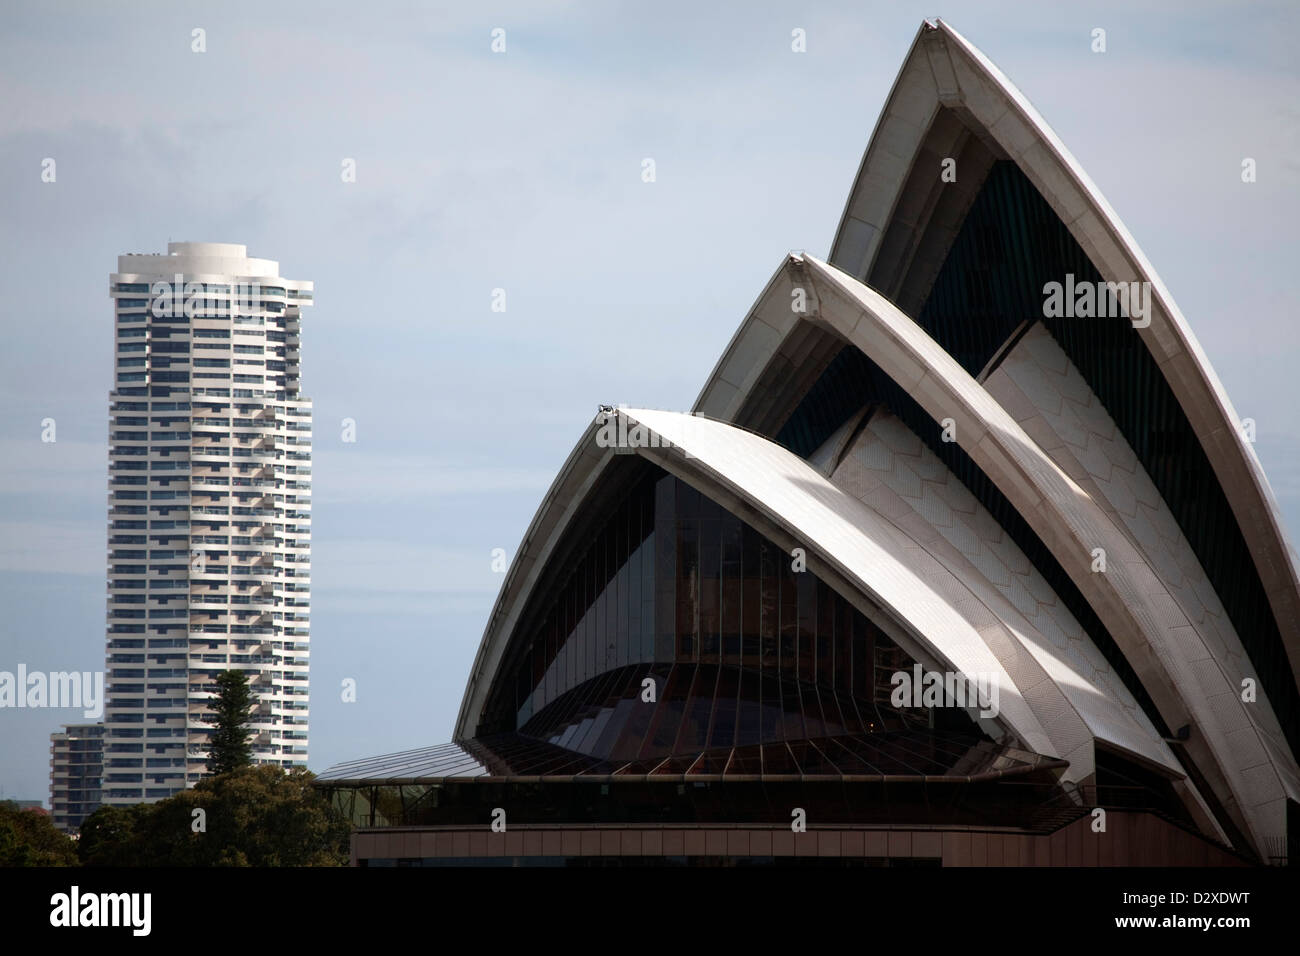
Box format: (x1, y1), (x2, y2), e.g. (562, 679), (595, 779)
(205, 669), (254, 775)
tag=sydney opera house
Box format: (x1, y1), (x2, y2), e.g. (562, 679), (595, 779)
(317, 19), (1300, 866)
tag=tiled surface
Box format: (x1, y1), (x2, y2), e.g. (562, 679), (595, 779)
(988, 324), (1299, 812)
(828, 410), (1175, 775)
(798, 252), (1293, 855)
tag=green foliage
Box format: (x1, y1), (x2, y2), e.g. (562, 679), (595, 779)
(78, 766), (351, 867)
(205, 669), (254, 775)
(77, 803), (153, 867)
(0, 800), (78, 866)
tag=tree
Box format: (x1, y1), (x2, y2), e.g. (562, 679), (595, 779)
(0, 801), (78, 866)
(77, 803), (153, 867)
(205, 669), (254, 775)
(78, 767), (351, 867)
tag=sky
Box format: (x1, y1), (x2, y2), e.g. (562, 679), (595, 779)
(1, 0), (1298, 802)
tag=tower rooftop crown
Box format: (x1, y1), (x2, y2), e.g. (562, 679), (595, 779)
(166, 241), (247, 257)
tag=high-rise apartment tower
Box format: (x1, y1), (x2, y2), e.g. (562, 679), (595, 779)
(48, 722), (103, 833)
(103, 242), (312, 804)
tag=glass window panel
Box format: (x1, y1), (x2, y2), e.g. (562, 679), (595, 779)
(760, 538), (778, 673)
(741, 523), (761, 670)
(759, 673), (782, 741)
(572, 705), (614, 755)
(862, 736), (927, 775)
(654, 475), (677, 662)
(553, 669), (592, 731)
(822, 735), (881, 774)
(780, 678), (804, 741)
(532, 678), (545, 725)
(779, 557), (797, 681)
(817, 579), (834, 688)
(532, 629), (545, 694)
(639, 664), (691, 759)
(613, 548), (627, 672)
(588, 665), (626, 713)
(709, 666), (739, 750)
(563, 584), (575, 695)
(574, 605), (588, 690)
(788, 739), (838, 775)
(641, 528), (656, 663)
(690, 750), (730, 774)
(875, 640), (912, 730)
(797, 571), (816, 683)
(515, 645), (532, 718)
(834, 592), (853, 694)
(555, 720), (586, 750)
(605, 663), (664, 757)
(735, 668), (761, 747)
(569, 671), (634, 754)
(802, 681), (826, 739)
(594, 530), (608, 676)
(698, 488), (722, 524)
(627, 538), (642, 667)
(653, 754), (701, 776)
(610, 519), (624, 670)
(586, 547), (597, 682)
(624, 511), (635, 665)
(594, 694), (640, 759)
(674, 664), (717, 753)
(676, 514), (698, 662)
(820, 685), (848, 737)
(544, 615), (557, 710)
(699, 515), (720, 664)
(632, 492), (645, 667)
(677, 477), (701, 520)
(840, 688), (868, 734)
(761, 742), (800, 775)
(728, 743), (762, 775)
(852, 612), (868, 700)
(721, 513), (742, 666)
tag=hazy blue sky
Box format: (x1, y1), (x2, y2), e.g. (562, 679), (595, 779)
(2, 0), (1298, 801)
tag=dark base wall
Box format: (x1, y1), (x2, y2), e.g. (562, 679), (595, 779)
(351, 810), (1249, 867)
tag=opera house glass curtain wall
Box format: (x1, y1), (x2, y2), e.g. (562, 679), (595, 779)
(318, 19), (1300, 866)
(487, 464), (961, 757)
